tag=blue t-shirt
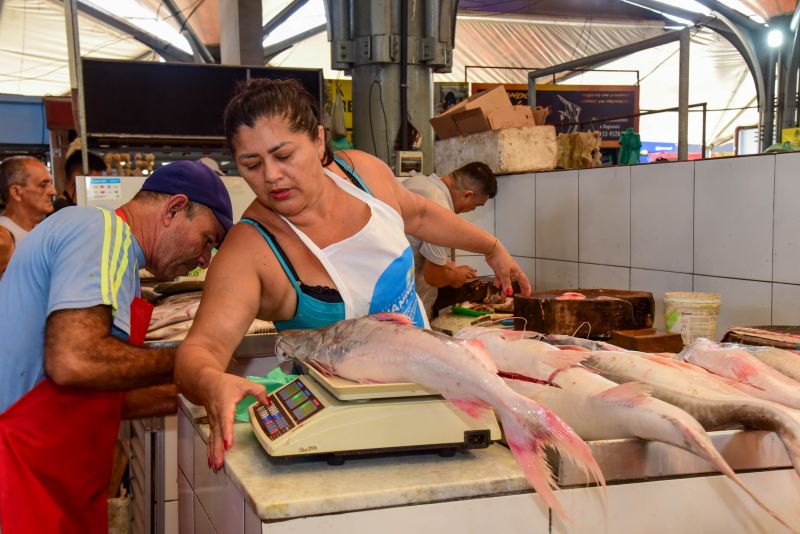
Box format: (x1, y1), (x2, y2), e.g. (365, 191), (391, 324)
(0, 206), (145, 413)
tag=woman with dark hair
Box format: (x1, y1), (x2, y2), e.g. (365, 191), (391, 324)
(175, 78), (530, 469)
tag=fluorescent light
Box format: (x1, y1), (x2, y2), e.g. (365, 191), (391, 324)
(767, 28), (784, 48)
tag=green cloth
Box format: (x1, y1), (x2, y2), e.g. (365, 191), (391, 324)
(618, 127), (642, 165)
(234, 367), (297, 423)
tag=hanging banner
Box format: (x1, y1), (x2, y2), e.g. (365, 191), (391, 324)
(472, 83), (639, 145)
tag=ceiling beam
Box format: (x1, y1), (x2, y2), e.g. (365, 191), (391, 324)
(161, 0), (215, 63)
(263, 23), (326, 62)
(262, 0), (310, 40)
(693, 0), (763, 33)
(52, 0), (193, 62)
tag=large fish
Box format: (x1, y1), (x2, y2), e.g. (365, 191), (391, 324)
(454, 327), (791, 529)
(579, 349), (800, 481)
(274, 313), (605, 521)
(743, 345), (800, 383)
(682, 340), (800, 410)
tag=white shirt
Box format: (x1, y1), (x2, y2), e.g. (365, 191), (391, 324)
(403, 173), (454, 315)
(0, 215), (29, 246)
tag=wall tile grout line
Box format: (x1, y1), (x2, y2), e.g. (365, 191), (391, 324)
(770, 155), (776, 325)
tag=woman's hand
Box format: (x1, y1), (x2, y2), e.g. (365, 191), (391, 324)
(485, 241), (532, 297)
(202, 371), (270, 471)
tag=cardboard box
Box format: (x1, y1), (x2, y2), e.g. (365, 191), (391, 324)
(430, 86), (513, 139)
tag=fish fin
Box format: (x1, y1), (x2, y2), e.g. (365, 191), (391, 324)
(370, 312), (414, 325)
(674, 419), (794, 531)
(555, 344), (591, 352)
(449, 399), (493, 419)
(539, 350), (588, 369)
(500, 397), (606, 524)
(463, 339), (500, 373)
(729, 357), (759, 382)
(594, 382), (652, 407)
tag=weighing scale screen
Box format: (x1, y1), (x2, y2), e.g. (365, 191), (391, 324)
(277, 380), (322, 422)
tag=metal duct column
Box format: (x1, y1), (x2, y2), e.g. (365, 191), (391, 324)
(326, 0), (456, 174)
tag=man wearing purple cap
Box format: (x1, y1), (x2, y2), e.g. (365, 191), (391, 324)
(0, 160), (231, 532)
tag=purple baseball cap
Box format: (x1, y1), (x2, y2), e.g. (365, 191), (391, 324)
(141, 160), (233, 233)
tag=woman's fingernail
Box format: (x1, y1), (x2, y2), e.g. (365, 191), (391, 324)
(506, 287), (513, 296)
(208, 457), (212, 468)
(224, 439), (229, 450)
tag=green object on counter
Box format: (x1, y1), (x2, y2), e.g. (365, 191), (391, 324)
(618, 127), (642, 165)
(234, 367), (297, 423)
(451, 305), (491, 317)
(764, 141), (798, 153)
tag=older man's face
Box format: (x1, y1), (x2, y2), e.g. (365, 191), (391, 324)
(15, 160), (56, 217)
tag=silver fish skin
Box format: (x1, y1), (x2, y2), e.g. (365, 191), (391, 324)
(275, 313), (605, 522)
(683, 339), (800, 410)
(745, 346), (800, 383)
(581, 350), (800, 479)
(455, 327), (792, 530)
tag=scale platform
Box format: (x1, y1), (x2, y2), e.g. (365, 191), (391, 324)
(249, 362), (502, 464)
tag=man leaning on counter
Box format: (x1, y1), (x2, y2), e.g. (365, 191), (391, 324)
(0, 160), (232, 533)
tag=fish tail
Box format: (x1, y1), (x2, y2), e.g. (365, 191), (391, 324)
(499, 397), (607, 524)
(675, 419), (794, 531)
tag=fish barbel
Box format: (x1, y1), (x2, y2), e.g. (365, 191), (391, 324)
(682, 339), (800, 410)
(454, 327), (792, 530)
(274, 313), (605, 521)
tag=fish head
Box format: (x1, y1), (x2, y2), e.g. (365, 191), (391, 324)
(275, 329), (326, 362)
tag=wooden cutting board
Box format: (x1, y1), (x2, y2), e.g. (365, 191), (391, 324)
(513, 289), (654, 340)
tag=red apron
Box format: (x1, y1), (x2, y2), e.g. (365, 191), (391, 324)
(0, 209), (154, 533)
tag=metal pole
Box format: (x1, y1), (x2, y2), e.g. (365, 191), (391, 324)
(64, 0), (88, 175)
(399, 0), (408, 151)
(678, 28), (690, 161)
(702, 103), (707, 158)
(764, 46), (777, 147)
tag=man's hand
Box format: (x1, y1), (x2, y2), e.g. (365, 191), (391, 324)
(448, 262), (477, 288)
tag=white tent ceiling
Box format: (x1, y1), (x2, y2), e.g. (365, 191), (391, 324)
(0, 0), (768, 146)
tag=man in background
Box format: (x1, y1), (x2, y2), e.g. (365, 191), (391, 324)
(404, 161), (498, 317)
(0, 156), (56, 276)
(0, 160), (232, 533)
(53, 149), (105, 212)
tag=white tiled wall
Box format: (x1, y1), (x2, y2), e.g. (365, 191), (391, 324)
(631, 161), (694, 272)
(486, 153), (799, 341)
(535, 170), (578, 261)
(773, 152), (800, 284)
(579, 263), (630, 290)
(535, 259), (579, 291)
(579, 166), (631, 266)
(693, 155), (774, 281)
(496, 174), (534, 257)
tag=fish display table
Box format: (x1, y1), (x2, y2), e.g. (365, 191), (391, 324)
(178, 397), (800, 533)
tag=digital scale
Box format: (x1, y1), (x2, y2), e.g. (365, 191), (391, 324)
(248, 363), (502, 464)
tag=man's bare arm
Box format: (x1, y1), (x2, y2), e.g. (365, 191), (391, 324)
(121, 384), (178, 419)
(45, 305), (174, 389)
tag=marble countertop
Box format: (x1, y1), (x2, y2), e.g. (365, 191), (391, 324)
(179, 396), (532, 521)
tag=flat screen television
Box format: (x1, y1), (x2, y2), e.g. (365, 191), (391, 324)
(82, 59), (323, 139)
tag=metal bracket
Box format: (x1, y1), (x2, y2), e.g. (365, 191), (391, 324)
(357, 36), (372, 61)
(333, 39), (355, 64)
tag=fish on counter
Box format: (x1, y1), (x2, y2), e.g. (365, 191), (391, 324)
(453, 327), (791, 529)
(579, 349), (800, 483)
(275, 313), (606, 522)
(681, 339), (800, 409)
(742, 345), (800, 383)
